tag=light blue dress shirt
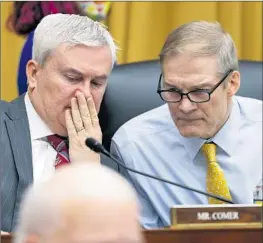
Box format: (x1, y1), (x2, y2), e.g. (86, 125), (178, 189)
(111, 96), (262, 229)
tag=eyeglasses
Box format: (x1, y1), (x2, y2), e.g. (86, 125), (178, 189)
(157, 70), (233, 103)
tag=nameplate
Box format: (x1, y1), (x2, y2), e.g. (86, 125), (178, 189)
(171, 204), (262, 229)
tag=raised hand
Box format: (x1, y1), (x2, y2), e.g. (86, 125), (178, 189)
(65, 91), (102, 164)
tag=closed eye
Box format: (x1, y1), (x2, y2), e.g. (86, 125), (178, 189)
(66, 76), (83, 83)
(192, 88), (210, 93)
(91, 80), (104, 88)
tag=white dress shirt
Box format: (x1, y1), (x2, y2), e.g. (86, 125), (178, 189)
(24, 93), (56, 184)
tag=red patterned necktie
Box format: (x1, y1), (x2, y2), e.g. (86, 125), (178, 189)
(47, 135), (70, 168)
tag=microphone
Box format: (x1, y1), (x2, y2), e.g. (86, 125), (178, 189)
(86, 137), (234, 204)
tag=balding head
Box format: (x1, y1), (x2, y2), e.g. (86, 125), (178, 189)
(14, 163), (143, 243)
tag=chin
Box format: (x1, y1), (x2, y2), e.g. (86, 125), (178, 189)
(53, 124), (68, 137)
(58, 130), (68, 137)
(175, 119), (207, 138)
(59, 126), (68, 137)
(177, 125), (203, 138)
(179, 130), (200, 138)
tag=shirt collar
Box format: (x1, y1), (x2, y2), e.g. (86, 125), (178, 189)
(212, 97), (240, 156)
(180, 136), (204, 161)
(24, 93), (54, 141)
(179, 97), (241, 160)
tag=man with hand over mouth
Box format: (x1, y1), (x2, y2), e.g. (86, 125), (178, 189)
(0, 13), (117, 232)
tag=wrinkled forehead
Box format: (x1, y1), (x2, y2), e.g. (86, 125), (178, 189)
(163, 53), (218, 76)
(44, 43), (113, 75)
(51, 43), (111, 62)
(161, 54), (221, 88)
(162, 54), (221, 82)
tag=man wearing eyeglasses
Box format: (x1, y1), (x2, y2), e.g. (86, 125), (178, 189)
(110, 21), (262, 229)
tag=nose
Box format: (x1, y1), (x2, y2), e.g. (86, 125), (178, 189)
(178, 96), (197, 113)
(77, 81), (92, 99)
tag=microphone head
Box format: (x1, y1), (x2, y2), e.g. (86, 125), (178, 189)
(85, 137), (103, 153)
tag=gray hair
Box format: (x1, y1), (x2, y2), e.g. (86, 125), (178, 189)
(14, 163), (138, 243)
(160, 21), (239, 74)
(32, 14), (118, 66)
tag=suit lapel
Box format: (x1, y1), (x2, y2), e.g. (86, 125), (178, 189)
(5, 95), (33, 228)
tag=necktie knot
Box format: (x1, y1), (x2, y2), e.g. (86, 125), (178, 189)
(47, 135), (70, 168)
(201, 143), (217, 163)
(47, 135), (68, 152)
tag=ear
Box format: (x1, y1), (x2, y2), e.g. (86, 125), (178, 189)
(26, 60), (41, 91)
(24, 234), (39, 243)
(227, 71), (240, 97)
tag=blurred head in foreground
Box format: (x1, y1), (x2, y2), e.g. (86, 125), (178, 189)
(14, 163), (143, 243)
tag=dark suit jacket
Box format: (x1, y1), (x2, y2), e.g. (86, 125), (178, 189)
(1, 95), (33, 232)
(0, 95), (117, 232)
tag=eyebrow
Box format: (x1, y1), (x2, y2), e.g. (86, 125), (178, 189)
(93, 74), (108, 81)
(189, 81), (214, 89)
(63, 68), (108, 80)
(63, 68), (83, 76)
(164, 79), (214, 90)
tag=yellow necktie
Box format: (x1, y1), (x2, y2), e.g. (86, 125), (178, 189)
(202, 143), (232, 204)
